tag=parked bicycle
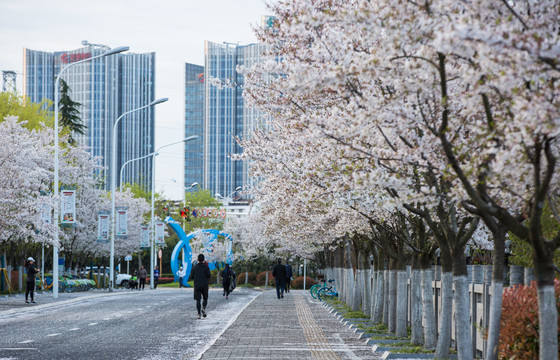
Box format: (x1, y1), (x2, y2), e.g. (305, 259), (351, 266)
(310, 279), (338, 301)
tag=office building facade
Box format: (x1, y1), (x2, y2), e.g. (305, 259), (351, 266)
(23, 43), (155, 191)
(199, 41), (267, 197)
(184, 63), (205, 192)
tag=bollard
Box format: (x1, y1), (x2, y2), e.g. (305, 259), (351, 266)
(245, 272), (248, 285)
(265, 271), (269, 287)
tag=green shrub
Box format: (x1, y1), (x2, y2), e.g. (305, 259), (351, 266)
(499, 280), (560, 359)
(291, 276), (316, 289)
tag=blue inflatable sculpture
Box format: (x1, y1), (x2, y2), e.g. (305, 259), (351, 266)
(166, 216), (234, 287)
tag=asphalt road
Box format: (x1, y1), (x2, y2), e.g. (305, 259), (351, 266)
(0, 287), (260, 360)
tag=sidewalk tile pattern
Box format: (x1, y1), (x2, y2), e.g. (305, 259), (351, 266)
(199, 290), (379, 360)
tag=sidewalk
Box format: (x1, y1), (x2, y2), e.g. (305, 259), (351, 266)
(197, 289), (378, 360)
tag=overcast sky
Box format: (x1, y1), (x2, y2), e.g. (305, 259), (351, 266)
(0, 0), (269, 200)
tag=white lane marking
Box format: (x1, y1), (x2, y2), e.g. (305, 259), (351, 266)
(69, 328), (80, 331)
(0, 347), (38, 350)
(146, 305), (151, 308)
(18, 340), (35, 344)
(88, 322), (98, 326)
(103, 318), (110, 321)
(46, 333), (61, 337)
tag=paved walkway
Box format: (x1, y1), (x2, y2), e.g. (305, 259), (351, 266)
(198, 290), (378, 360)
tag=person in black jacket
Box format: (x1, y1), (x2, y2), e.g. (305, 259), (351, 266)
(221, 263), (233, 300)
(285, 262), (293, 293)
(25, 257), (39, 304)
(272, 258), (286, 299)
(192, 254), (211, 319)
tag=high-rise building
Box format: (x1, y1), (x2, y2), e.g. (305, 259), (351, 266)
(184, 63), (205, 192)
(200, 41), (267, 197)
(23, 43), (155, 191)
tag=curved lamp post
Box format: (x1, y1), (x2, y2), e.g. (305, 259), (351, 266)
(109, 97), (168, 291)
(52, 45), (129, 299)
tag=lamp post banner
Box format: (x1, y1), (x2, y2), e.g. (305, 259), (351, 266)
(140, 225), (150, 248)
(116, 207), (128, 237)
(156, 222), (165, 245)
(97, 211), (110, 243)
(41, 203), (52, 224)
(60, 189), (76, 224)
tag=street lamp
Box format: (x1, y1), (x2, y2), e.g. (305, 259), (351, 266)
(150, 136), (198, 289)
(52, 45), (129, 299)
(215, 186), (243, 205)
(119, 152), (157, 189)
(110, 97), (168, 292)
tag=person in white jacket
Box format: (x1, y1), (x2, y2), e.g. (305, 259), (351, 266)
(176, 266), (186, 288)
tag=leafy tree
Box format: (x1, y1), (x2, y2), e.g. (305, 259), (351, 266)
(58, 79), (85, 141)
(0, 92), (52, 129)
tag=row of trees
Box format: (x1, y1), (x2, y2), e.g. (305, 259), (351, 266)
(233, 1), (559, 359)
(0, 92), (150, 271)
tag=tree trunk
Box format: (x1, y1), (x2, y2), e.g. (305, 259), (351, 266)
(452, 250), (473, 360)
(351, 268), (362, 311)
(364, 265), (372, 316)
(410, 265), (423, 345)
(369, 266), (376, 319)
(421, 266), (437, 349)
(383, 269), (389, 328)
(373, 269), (384, 324)
(388, 261), (398, 333)
(435, 271), (453, 358)
(485, 226), (505, 360)
(396, 269), (408, 338)
(435, 240), (453, 359)
(534, 253), (558, 360)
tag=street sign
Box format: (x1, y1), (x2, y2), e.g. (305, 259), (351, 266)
(158, 249), (162, 259)
(124, 255), (132, 261)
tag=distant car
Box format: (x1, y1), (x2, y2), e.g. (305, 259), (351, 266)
(116, 273), (132, 288)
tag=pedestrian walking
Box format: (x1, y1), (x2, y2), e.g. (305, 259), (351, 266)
(272, 258), (286, 299)
(25, 257), (39, 304)
(192, 254), (211, 319)
(154, 266), (160, 289)
(285, 261), (293, 293)
(221, 264), (233, 299)
(176, 266), (186, 288)
(138, 265), (147, 290)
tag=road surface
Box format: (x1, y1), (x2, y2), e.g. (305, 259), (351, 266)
(0, 287), (259, 360)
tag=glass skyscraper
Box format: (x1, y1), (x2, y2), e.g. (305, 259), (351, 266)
(23, 43), (155, 191)
(198, 41), (267, 197)
(184, 63), (205, 192)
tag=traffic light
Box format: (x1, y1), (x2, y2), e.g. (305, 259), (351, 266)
(162, 205), (169, 216)
(180, 210), (187, 218)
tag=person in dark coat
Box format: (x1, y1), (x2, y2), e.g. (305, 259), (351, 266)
(138, 265), (147, 290)
(25, 257), (39, 304)
(272, 258), (286, 299)
(285, 262), (293, 293)
(192, 254), (211, 319)
(221, 264), (233, 300)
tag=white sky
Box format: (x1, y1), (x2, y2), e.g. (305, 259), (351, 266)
(0, 0), (269, 200)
